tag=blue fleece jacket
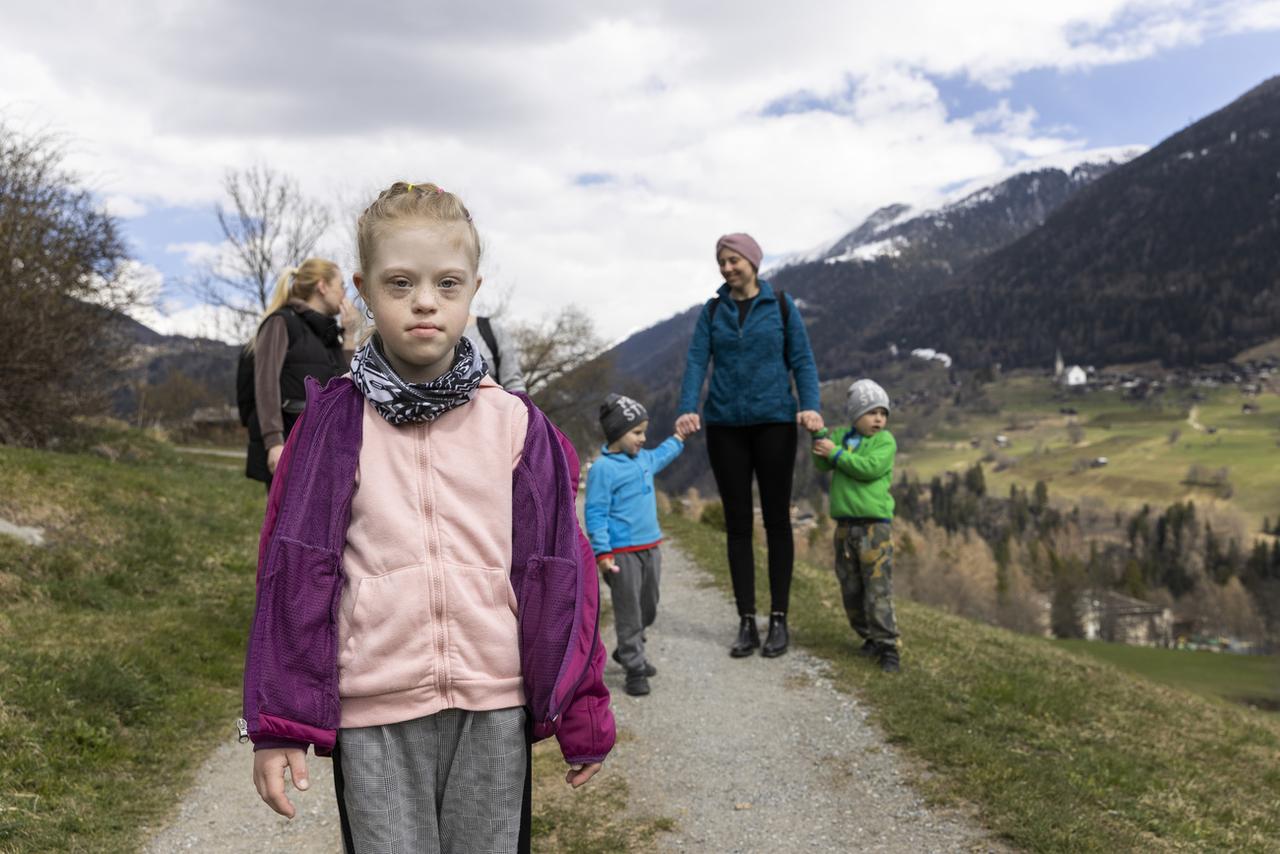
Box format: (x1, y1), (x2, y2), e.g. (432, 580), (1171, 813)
(584, 436), (684, 556)
(677, 280), (821, 425)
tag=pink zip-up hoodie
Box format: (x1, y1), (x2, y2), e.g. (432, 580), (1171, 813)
(338, 377), (529, 726)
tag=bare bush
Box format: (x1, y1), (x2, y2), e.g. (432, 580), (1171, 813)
(0, 124), (134, 445)
(514, 305), (614, 450)
(191, 165), (331, 340)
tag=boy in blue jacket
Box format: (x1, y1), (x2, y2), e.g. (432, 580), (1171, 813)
(585, 394), (689, 696)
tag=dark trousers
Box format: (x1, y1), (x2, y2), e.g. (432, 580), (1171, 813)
(706, 422), (797, 616)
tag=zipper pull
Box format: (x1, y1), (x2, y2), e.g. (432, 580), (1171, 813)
(236, 717), (249, 743)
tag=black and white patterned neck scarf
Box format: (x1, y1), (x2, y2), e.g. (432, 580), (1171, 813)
(350, 334), (488, 425)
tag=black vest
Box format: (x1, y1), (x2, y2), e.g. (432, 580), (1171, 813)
(243, 306), (345, 484)
(276, 306), (344, 404)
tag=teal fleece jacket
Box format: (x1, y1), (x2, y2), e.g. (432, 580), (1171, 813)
(584, 436), (684, 556)
(677, 280), (821, 425)
(814, 428), (896, 520)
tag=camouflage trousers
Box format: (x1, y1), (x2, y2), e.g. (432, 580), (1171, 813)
(833, 520), (899, 646)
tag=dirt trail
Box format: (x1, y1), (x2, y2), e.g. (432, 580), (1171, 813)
(146, 540), (1002, 852)
(603, 540), (1002, 853)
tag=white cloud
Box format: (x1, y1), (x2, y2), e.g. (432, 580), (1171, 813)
(1, 1), (1277, 339)
(104, 194), (147, 218)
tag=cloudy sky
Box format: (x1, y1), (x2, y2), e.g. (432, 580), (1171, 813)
(3, 0), (1279, 342)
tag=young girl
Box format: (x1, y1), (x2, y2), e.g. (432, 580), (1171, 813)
(241, 181), (614, 853)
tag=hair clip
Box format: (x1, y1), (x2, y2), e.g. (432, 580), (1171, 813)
(405, 183), (416, 192)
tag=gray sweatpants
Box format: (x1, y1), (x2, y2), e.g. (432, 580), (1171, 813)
(605, 546), (661, 673)
(338, 706), (527, 854)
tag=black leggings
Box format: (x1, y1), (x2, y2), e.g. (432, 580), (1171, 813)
(705, 422), (797, 616)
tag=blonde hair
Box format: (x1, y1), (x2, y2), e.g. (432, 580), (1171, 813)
(356, 181), (481, 276)
(248, 257), (340, 351)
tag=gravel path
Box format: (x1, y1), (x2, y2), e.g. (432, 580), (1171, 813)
(145, 538), (1002, 852)
(142, 738), (342, 853)
(604, 539), (1004, 853)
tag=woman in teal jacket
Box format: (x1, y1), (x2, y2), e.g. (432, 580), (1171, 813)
(676, 233), (823, 659)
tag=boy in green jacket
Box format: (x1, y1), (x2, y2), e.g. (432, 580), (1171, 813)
(812, 379), (900, 673)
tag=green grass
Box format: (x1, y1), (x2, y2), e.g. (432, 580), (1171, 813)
(530, 737), (673, 853)
(893, 373), (1280, 529)
(0, 433), (666, 852)
(665, 510), (1280, 852)
(0, 433), (264, 852)
(1057, 641), (1280, 709)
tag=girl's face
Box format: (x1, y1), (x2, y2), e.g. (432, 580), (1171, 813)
(717, 248), (757, 292)
(854, 407), (888, 437)
(354, 221), (481, 383)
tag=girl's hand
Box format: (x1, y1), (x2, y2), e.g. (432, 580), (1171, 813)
(252, 747), (310, 818)
(797, 410), (824, 432)
(812, 438), (835, 456)
(597, 556), (618, 575)
(565, 762), (602, 788)
(267, 445), (284, 474)
(675, 413), (701, 437)
(339, 297), (361, 334)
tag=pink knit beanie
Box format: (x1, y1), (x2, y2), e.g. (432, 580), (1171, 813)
(715, 233), (763, 271)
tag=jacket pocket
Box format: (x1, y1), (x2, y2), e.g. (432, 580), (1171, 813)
(443, 563), (521, 684)
(338, 564), (436, 698)
(256, 537), (339, 726)
(518, 555), (581, 721)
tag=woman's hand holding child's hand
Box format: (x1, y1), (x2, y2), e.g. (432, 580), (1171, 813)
(674, 413), (701, 438)
(797, 410), (825, 432)
(253, 747), (310, 819)
(812, 438), (835, 457)
(597, 555), (618, 575)
(566, 762), (603, 788)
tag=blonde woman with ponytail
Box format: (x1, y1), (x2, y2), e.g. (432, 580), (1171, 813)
(243, 257), (359, 487)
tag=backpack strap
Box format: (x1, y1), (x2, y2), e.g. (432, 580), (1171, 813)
(476, 315), (501, 378)
(777, 289), (792, 372)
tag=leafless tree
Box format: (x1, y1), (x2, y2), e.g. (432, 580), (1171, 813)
(193, 165), (331, 339)
(0, 123), (133, 445)
(512, 305), (615, 451)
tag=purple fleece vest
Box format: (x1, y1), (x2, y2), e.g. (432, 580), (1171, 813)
(242, 376), (614, 763)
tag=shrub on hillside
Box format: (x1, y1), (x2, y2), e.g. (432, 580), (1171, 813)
(0, 124), (136, 445)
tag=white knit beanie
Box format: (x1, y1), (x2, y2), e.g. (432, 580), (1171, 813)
(846, 379), (891, 422)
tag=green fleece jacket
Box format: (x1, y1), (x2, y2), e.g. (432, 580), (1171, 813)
(814, 427), (896, 520)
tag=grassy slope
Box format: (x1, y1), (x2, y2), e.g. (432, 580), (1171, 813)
(1057, 640), (1280, 708)
(0, 436), (664, 853)
(895, 374), (1280, 530)
(665, 511), (1280, 852)
(0, 433), (262, 852)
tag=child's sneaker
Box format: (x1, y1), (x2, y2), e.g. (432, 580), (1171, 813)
(613, 649), (657, 676)
(878, 644), (901, 674)
(856, 639), (878, 658)
(624, 670), (651, 696)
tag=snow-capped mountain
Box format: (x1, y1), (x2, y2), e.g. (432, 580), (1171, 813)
(766, 149), (1140, 276)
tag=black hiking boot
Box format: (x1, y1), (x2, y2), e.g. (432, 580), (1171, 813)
(729, 615), (760, 658)
(878, 644), (901, 674)
(624, 670), (651, 696)
(612, 649), (657, 676)
(856, 639), (878, 658)
(760, 612), (789, 658)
